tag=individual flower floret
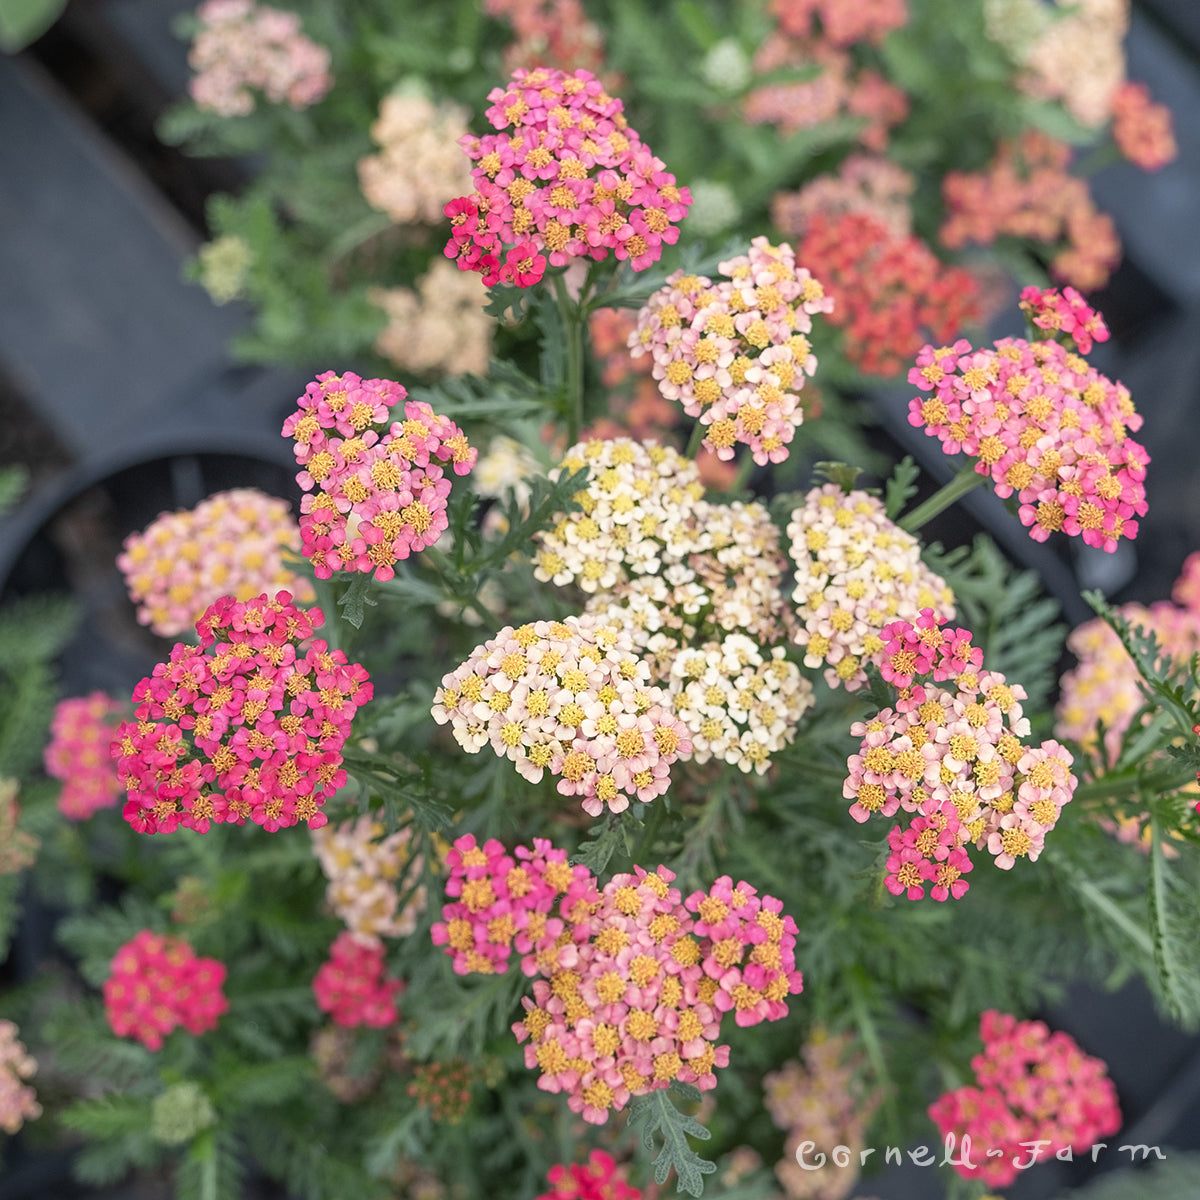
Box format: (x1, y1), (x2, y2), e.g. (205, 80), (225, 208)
(630, 238), (832, 465)
(532, 437), (704, 594)
(928, 1010), (1121, 1188)
(187, 0), (332, 117)
(786, 485), (955, 690)
(113, 592), (372, 834)
(117, 488), (315, 637)
(0, 1021), (41, 1134)
(533, 1150), (641, 1200)
(44, 693), (126, 820)
(431, 614), (691, 816)
(0, 779), (38, 874)
(312, 815), (431, 938)
(443, 66), (691, 288)
(282, 370), (476, 581)
(103, 931), (228, 1050)
(907, 321), (1149, 553)
(312, 931), (403, 1028)
(1018, 285), (1109, 356)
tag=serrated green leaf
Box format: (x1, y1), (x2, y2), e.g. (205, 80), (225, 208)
(628, 1088), (716, 1196)
(337, 575), (378, 631)
(884, 456), (921, 520)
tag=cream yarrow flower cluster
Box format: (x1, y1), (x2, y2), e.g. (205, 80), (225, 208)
(0, 1021), (41, 1134)
(532, 438), (704, 594)
(432, 615), (691, 816)
(630, 237), (832, 465)
(787, 484), (955, 690)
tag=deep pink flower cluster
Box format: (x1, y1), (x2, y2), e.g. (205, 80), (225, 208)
(630, 238), (832, 465)
(443, 66), (691, 288)
(929, 1010), (1122, 1188)
(282, 370), (475, 581)
(45, 693), (126, 820)
(845, 612), (1077, 900)
(103, 930), (228, 1051)
(113, 592), (372, 835)
(1018, 285), (1110, 356)
(312, 931), (403, 1028)
(907, 328), (1148, 552)
(534, 1150), (641, 1200)
(433, 835), (803, 1124)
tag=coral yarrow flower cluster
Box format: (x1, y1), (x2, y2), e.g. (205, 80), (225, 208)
(0, 1021), (41, 1134)
(908, 325), (1148, 552)
(44, 692), (126, 820)
(117, 488), (314, 637)
(432, 614), (691, 816)
(104, 931), (228, 1051)
(845, 612), (1078, 900)
(432, 834), (802, 1124)
(444, 66), (691, 287)
(282, 371), (475, 581)
(929, 1010), (1121, 1188)
(787, 485), (955, 691)
(631, 238), (832, 465)
(312, 931), (403, 1028)
(113, 593), (371, 834)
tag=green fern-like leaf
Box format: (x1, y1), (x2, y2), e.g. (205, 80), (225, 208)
(884, 456), (921, 520)
(627, 1087), (717, 1197)
(175, 1129), (246, 1200)
(60, 1095), (154, 1138)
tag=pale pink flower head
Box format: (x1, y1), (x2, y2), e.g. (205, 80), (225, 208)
(44, 692), (127, 820)
(0, 1020), (42, 1134)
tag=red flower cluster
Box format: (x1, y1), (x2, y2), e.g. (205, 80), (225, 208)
(443, 66), (690, 287)
(929, 1010), (1122, 1187)
(44, 693), (125, 820)
(113, 593), (372, 834)
(534, 1150), (641, 1200)
(907, 327), (1148, 552)
(433, 835), (803, 1124)
(1111, 81), (1177, 172)
(103, 931), (228, 1051)
(797, 211), (979, 376)
(312, 931), (403, 1028)
(1018, 285), (1110, 356)
(282, 370), (475, 581)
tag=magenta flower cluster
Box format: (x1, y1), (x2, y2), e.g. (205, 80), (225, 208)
(44, 693), (125, 820)
(312, 931), (403, 1029)
(1018, 285), (1110, 356)
(443, 66), (691, 288)
(113, 593), (371, 835)
(282, 370), (475, 581)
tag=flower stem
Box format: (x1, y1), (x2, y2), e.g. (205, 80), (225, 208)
(898, 463), (985, 533)
(731, 451), (757, 495)
(684, 421), (706, 461)
(553, 272), (587, 444)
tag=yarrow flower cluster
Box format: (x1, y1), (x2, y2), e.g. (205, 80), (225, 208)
(844, 613), (1078, 900)
(312, 931), (403, 1028)
(764, 1029), (880, 1200)
(772, 154), (916, 242)
(103, 931), (228, 1050)
(282, 371), (476, 581)
(0, 1021), (41, 1134)
(188, 0), (332, 117)
(928, 1010), (1122, 1188)
(45, 693), (126, 820)
(0, 779), (38, 874)
(907, 327), (1149, 552)
(631, 239), (832, 465)
(532, 438), (704, 593)
(487, 0), (608, 78)
(443, 66), (691, 287)
(311, 815), (431, 938)
(113, 593), (372, 834)
(1110, 80), (1178, 172)
(1018, 285), (1110, 356)
(117, 488), (314, 637)
(770, 0), (909, 47)
(787, 485), (955, 691)
(432, 835), (803, 1124)
(432, 615), (691, 816)
(533, 1150), (641, 1200)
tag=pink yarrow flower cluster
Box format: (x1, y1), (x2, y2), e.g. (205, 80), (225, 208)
(1110, 80), (1178, 172)
(432, 615), (691, 816)
(929, 1010), (1121, 1188)
(188, 0), (331, 117)
(44, 692), (125, 820)
(1018, 285), (1110, 356)
(282, 371), (475, 581)
(443, 66), (691, 287)
(631, 239), (833, 465)
(533, 1150), (641, 1200)
(103, 931), (228, 1051)
(907, 327), (1148, 552)
(117, 488), (314, 637)
(432, 835), (803, 1124)
(0, 1021), (41, 1134)
(312, 931), (403, 1028)
(845, 612), (1077, 900)
(771, 0), (909, 47)
(113, 592), (371, 835)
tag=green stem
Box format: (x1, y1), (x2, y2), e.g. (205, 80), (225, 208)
(731, 451), (756, 495)
(552, 272), (587, 444)
(632, 799), (668, 866)
(898, 463), (985, 533)
(684, 421), (706, 461)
